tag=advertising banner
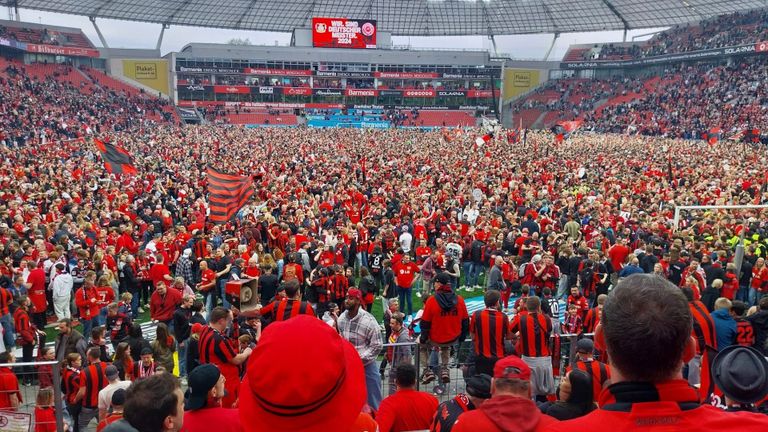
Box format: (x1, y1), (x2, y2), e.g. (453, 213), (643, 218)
(26, 43), (100, 57)
(375, 71), (440, 79)
(345, 88), (379, 97)
(312, 17), (377, 49)
(437, 90), (466, 97)
(122, 59), (170, 95)
(403, 89), (436, 98)
(283, 87), (312, 96)
(213, 85), (250, 94)
(243, 68), (312, 76)
(313, 89), (344, 96)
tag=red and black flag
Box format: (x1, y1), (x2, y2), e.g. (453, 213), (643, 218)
(207, 168), (254, 224)
(94, 139), (137, 175)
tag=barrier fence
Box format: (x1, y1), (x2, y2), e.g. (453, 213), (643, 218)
(0, 360), (64, 432)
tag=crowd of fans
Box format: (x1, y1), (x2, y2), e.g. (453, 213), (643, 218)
(585, 8), (768, 60)
(0, 111), (766, 430)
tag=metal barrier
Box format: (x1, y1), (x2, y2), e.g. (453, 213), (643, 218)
(380, 333), (597, 402)
(0, 360), (64, 432)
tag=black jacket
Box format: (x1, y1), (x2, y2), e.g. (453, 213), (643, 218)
(747, 310), (768, 355)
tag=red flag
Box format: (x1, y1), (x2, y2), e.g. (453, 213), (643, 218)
(207, 168), (254, 224)
(557, 120), (584, 133)
(94, 139), (137, 175)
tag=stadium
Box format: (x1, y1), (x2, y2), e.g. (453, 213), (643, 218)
(0, 0), (767, 430)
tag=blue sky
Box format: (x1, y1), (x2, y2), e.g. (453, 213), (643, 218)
(13, 9), (666, 60)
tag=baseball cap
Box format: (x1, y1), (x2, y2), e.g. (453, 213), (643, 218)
(435, 272), (452, 286)
(712, 345), (768, 404)
(575, 338), (595, 354)
(105, 365), (119, 380)
(185, 364), (221, 410)
(239, 315), (365, 432)
(191, 323), (205, 335)
(465, 374), (492, 399)
(346, 288), (363, 301)
(493, 355), (531, 381)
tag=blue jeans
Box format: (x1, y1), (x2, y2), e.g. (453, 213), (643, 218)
(750, 288), (767, 307)
(398, 286), (413, 317)
(467, 263), (482, 287)
(204, 290), (216, 316)
(81, 317), (98, 341)
(97, 307), (108, 326)
(462, 262), (472, 286)
(363, 360), (383, 410)
(130, 293), (140, 319)
(358, 251), (369, 270)
(0, 314), (15, 349)
(178, 339), (189, 377)
(735, 285), (750, 303)
(218, 280), (231, 309)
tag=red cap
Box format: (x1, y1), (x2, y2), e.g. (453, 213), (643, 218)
(191, 323), (205, 335)
(493, 355), (531, 381)
(346, 288), (363, 301)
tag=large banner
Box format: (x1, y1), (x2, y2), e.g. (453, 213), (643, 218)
(312, 18), (377, 49)
(503, 69), (541, 101)
(26, 43), (99, 57)
(122, 60), (170, 95)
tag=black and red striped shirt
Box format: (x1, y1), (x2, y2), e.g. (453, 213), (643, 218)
(62, 367), (80, 405)
(509, 312), (553, 357)
(568, 359), (611, 401)
(330, 274), (349, 301)
(470, 308), (509, 359)
(0, 287), (12, 316)
(261, 299), (315, 322)
(689, 300), (717, 353)
(81, 362), (107, 409)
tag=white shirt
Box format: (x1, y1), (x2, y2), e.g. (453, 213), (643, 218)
(98, 380), (132, 412)
(52, 273), (73, 299)
(399, 232), (413, 253)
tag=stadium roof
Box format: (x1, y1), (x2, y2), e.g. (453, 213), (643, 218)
(5, 0), (766, 36)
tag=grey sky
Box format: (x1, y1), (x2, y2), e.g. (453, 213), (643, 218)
(14, 9), (667, 61)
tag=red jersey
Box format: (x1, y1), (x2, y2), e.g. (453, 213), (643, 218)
(198, 327), (239, 408)
(567, 295), (590, 320)
(421, 293), (469, 344)
(471, 308), (509, 359)
(260, 299), (315, 322)
(95, 286), (115, 308)
(26, 268), (47, 312)
(75, 286), (100, 319)
(199, 269), (216, 292)
(80, 362), (107, 409)
(393, 261), (420, 288)
(149, 263), (171, 288)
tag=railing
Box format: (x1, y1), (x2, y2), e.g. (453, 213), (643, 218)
(380, 332), (595, 402)
(0, 361), (64, 432)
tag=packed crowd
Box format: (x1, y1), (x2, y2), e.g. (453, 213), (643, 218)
(585, 55), (768, 137)
(0, 115), (767, 430)
(588, 8), (768, 60)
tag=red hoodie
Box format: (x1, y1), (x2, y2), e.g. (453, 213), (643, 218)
(453, 395), (557, 432)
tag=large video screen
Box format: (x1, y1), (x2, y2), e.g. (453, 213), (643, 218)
(312, 17), (377, 49)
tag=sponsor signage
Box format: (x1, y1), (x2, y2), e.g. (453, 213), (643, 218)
(561, 42), (767, 70)
(26, 43), (100, 57)
(316, 71), (372, 78)
(258, 86), (275, 94)
(243, 68), (312, 76)
(284, 87), (312, 96)
(442, 73), (494, 79)
(213, 85), (250, 94)
(379, 90), (402, 97)
(178, 66), (241, 73)
(312, 17), (377, 49)
(346, 88), (379, 97)
(757, 41), (768, 53)
(178, 108), (199, 120)
(314, 89), (343, 96)
(403, 89), (436, 98)
(375, 72), (440, 79)
(467, 89), (499, 98)
(185, 85), (206, 91)
(437, 90), (466, 97)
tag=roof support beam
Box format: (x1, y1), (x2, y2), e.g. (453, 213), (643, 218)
(235, 0), (258, 29)
(156, 23), (169, 51)
(303, 0), (316, 26)
(599, 0), (630, 31)
(479, 0), (494, 38)
(540, 1), (559, 34)
(91, 0), (115, 17)
(164, 0), (192, 25)
(89, 16), (109, 49)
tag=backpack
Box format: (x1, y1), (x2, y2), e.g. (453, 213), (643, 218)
(518, 262), (529, 279)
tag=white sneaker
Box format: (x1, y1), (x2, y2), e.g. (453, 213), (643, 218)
(137, 307), (144, 313)
(416, 292), (422, 298)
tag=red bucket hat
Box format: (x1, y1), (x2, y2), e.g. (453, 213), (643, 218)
(239, 315), (366, 432)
